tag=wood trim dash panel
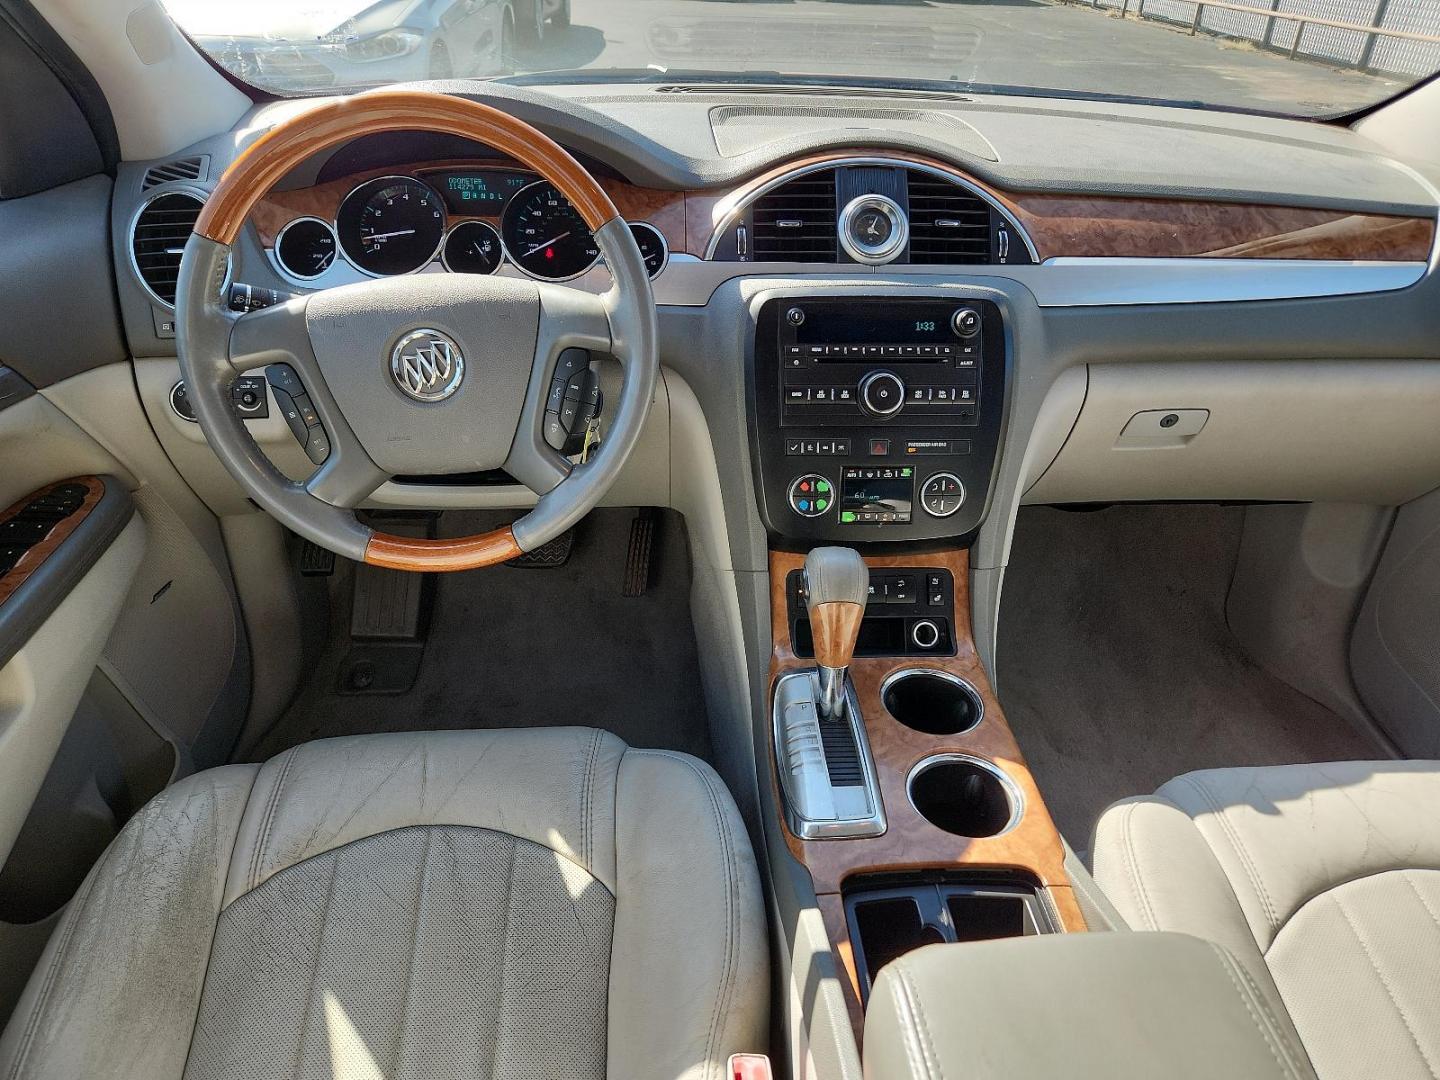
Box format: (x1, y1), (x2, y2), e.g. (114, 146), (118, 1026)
(769, 547), (1085, 1029)
(0, 477), (106, 609)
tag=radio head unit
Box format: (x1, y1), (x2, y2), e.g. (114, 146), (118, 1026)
(750, 296), (1006, 543)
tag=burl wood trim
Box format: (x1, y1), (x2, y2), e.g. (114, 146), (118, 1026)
(197, 90), (620, 245)
(1003, 193), (1436, 262)
(703, 147), (1433, 262)
(252, 161), (689, 257)
(769, 547), (1085, 1024)
(364, 525), (521, 572)
(0, 477), (106, 608)
(811, 601), (864, 668)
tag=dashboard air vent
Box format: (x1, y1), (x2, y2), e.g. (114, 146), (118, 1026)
(142, 156), (207, 189)
(751, 170), (838, 262)
(905, 173), (994, 264)
(131, 191), (205, 307)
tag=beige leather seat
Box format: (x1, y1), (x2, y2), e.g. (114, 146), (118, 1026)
(0, 728), (767, 1080)
(1092, 760), (1440, 1080)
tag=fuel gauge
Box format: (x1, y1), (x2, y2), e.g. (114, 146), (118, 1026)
(627, 221), (669, 278)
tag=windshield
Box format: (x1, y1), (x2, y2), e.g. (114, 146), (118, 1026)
(165, 0), (1440, 118)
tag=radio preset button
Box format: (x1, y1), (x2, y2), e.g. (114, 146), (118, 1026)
(859, 370), (906, 418)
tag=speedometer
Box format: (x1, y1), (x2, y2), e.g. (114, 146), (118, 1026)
(336, 175), (446, 276)
(500, 180), (600, 281)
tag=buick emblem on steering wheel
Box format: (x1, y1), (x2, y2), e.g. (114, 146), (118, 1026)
(391, 328), (465, 402)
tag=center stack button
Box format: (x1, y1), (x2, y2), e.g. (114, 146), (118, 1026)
(859, 370), (906, 418)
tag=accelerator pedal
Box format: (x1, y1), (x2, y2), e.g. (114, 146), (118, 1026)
(508, 528), (574, 568)
(622, 508), (660, 598)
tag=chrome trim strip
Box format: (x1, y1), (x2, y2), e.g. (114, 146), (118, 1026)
(773, 669), (887, 841)
(642, 258), (1428, 308)
(703, 155), (1041, 263)
(906, 753), (1025, 838)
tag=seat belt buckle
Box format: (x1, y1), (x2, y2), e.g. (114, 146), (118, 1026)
(730, 1053), (774, 1080)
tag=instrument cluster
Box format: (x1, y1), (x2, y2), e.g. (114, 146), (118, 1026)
(271, 168), (667, 285)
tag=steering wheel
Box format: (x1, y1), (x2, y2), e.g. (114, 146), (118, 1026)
(175, 90), (657, 571)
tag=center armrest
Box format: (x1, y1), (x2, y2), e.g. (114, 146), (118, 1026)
(863, 931), (1317, 1080)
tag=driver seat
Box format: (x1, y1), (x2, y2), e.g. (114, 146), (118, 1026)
(0, 728), (767, 1080)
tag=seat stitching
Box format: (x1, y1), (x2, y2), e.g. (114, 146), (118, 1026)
(890, 966), (937, 1080)
(897, 965), (945, 1080)
(1333, 889), (1440, 1080)
(250, 748), (297, 893)
(632, 750), (738, 1080)
(483, 835), (519, 1080)
(5, 863), (100, 1080)
(1179, 774), (1279, 934)
(1403, 871), (1440, 935)
(290, 848), (342, 1078)
(1120, 802), (1160, 931)
(1204, 942), (1303, 1080)
(582, 729), (601, 873)
(1230, 956), (1309, 1074)
(388, 827), (434, 1078)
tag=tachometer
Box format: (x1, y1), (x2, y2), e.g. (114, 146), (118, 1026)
(501, 180), (600, 281)
(336, 175), (446, 276)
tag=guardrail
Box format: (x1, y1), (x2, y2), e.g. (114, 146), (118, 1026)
(1059, 0), (1440, 73)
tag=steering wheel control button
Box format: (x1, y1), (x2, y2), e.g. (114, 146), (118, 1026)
(265, 364), (331, 463)
(920, 473), (966, 518)
(838, 194), (909, 265)
(788, 475), (833, 518)
(544, 349), (603, 453)
(952, 308), (981, 338)
(391, 328), (464, 403)
(859, 371), (906, 418)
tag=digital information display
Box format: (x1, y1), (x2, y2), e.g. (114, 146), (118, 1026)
(795, 302), (953, 346)
(840, 467), (914, 523)
(436, 170), (534, 214)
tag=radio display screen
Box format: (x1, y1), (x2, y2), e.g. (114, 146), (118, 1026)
(793, 303), (954, 346)
(840, 469), (914, 523)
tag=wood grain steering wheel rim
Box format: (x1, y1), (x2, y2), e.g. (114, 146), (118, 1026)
(181, 90), (656, 573)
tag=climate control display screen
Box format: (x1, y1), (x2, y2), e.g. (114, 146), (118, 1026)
(840, 467), (914, 524)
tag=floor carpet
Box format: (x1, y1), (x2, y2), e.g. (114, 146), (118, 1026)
(996, 504), (1386, 849)
(245, 509), (713, 763)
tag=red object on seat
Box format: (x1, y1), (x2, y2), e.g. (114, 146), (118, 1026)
(730, 1054), (774, 1080)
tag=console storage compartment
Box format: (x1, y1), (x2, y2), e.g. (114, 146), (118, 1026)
(845, 873), (1055, 999)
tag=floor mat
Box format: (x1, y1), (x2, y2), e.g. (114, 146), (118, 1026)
(244, 509), (713, 763)
(997, 504), (1386, 849)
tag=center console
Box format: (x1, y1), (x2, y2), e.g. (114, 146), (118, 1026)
(749, 296), (1007, 542)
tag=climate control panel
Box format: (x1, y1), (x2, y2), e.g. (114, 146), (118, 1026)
(750, 296), (1006, 542)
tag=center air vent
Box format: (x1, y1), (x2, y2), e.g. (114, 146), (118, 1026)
(131, 191), (205, 307)
(906, 173), (994, 265)
(750, 170), (838, 262)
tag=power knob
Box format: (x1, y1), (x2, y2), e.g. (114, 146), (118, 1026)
(859, 370), (905, 418)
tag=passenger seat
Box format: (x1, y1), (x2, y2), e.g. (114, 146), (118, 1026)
(1092, 761), (1440, 1080)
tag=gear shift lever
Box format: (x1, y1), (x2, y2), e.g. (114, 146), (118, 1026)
(804, 546), (869, 719)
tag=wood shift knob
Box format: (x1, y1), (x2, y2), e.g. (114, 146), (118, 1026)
(804, 547), (868, 670)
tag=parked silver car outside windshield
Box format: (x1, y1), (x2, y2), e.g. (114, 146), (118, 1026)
(165, 0), (1440, 117)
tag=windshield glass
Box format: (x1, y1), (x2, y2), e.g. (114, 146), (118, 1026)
(165, 0), (1440, 118)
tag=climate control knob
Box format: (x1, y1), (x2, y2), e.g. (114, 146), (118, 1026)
(920, 472), (966, 518)
(859, 370), (906, 418)
(787, 474), (834, 518)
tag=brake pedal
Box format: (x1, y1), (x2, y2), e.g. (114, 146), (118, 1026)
(508, 528), (574, 568)
(622, 509), (659, 597)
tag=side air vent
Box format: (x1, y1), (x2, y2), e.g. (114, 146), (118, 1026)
(751, 170), (838, 262)
(142, 156), (207, 189)
(906, 173), (993, 265)
(131, 191), (205, 307)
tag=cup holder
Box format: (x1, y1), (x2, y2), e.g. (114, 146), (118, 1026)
(907, 755), (1022, 838)
(881, 669), (984, 735)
